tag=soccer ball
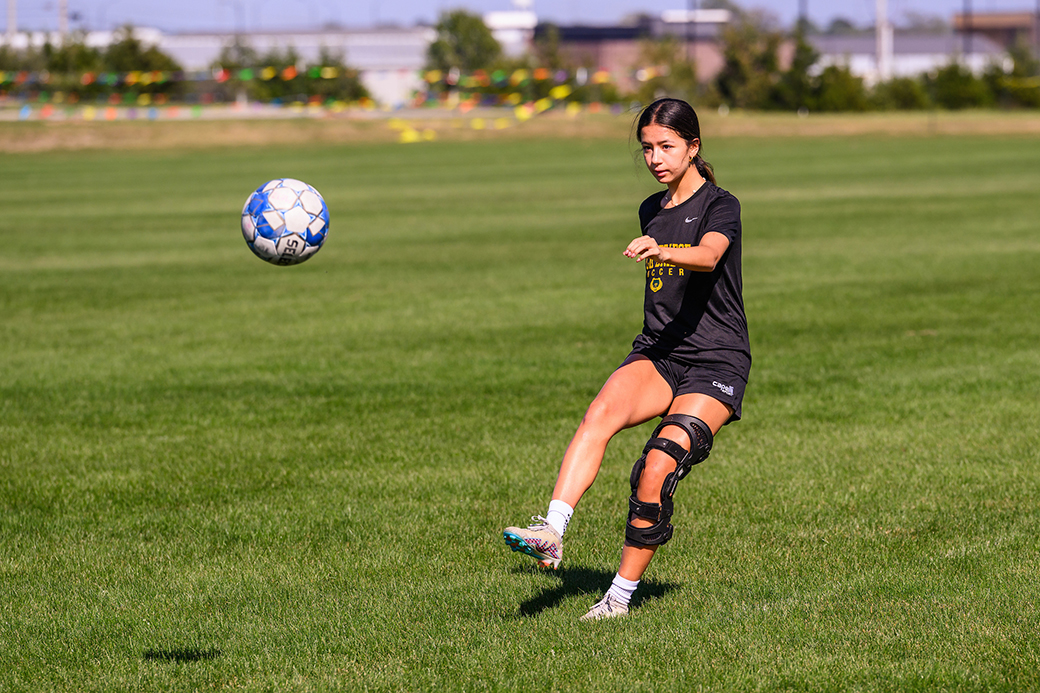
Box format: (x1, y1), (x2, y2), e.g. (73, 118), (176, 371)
(241, 178), (330, 265)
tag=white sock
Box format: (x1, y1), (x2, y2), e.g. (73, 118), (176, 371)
(545, 499), (574, 537)
(606, 574), (640, 606)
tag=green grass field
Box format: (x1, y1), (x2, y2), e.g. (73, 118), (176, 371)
(1, 119), (1039, 691)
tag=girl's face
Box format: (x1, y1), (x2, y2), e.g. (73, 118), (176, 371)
(640, 123), (699, 187)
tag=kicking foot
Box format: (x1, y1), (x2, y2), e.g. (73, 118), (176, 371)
(503, 516), (562, 570)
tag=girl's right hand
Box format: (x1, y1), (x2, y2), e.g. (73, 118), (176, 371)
(624, 235), (666, 263)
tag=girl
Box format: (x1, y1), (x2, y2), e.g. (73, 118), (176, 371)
(503, 98), (751, 620)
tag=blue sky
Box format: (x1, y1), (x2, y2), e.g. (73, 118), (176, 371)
(9, 0), (1036, 34)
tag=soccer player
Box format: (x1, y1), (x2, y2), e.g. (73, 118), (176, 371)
(503, 98), (751, 620)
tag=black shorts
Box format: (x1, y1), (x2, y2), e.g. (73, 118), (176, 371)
(624, 348), (749, 424)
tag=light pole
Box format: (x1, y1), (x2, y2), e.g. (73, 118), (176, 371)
(252, 0), (269, 32)
(876, 0), (892, 81)
(963, 0), (972, 58)
(685, 0), (697, 64)
(7, 0), (15, 43)
(220, 0), (245, 32)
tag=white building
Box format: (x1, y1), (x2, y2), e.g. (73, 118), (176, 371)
(811, 33), (1009, 85)
(484, 10), (537, 57)
(0, 26), (164, 51)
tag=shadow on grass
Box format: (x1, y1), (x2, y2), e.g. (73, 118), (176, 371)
(512, 565), (678, 618)
(143, 647), (222, 663)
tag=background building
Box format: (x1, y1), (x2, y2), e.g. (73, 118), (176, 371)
(953, 11), (1039, 50)
(811, 32), (1008, 84)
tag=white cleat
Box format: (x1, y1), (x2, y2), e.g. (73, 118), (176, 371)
(580, 593), (629, 621)
(503, 516), (562, 570)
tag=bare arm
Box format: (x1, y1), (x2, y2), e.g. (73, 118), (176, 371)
(623, 231), (731, 272)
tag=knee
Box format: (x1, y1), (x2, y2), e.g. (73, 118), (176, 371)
(656, 426), (691, 452)
(635, 453), (675, 501)
(635, 427), (691, 492)
(578, 399), (626, 438)
(640, 424), (690, 472)
(625, 415), (713, 546)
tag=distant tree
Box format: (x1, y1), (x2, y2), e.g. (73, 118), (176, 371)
(619, 12), (655, 28)
(0, 45), (15, 70)
(532, 23), (567, 71)
(103, 25), (182, 73)
(899, 11), (948, 34)
(2, 25), (181, 77)
(0, 42), (44, 71)
(813, 64), (868, 110)
(983, 38), (1040, 108)
(214, 36), (261, 71)
(1008, 38), (1040, 77)
(43, 32), (102, 73)
(714, 13), (782, 109)
(633, 35), (698, 104)
(701, 0), (748, 21)
(872, 76), (931, 109)
(32, 34), (104, 98)
(210, 41), (369, 104)
(794, 16), (820, 35)
(305, 47), (370, 102)
(928, 62), (992, 109)
(825, 18), (861, 35)
(426, 10), (501, 72)
(90, 25), (184, 97)
(774, 28), (819, 110)
(0, 28), (182, 98)
(234, 45), (301, 102)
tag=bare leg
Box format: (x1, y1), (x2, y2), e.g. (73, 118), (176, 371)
(550, 357), (674, 508)
(617, 393), (732, 582)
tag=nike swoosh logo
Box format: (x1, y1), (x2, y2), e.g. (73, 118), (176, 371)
(685, 217), (698, 223)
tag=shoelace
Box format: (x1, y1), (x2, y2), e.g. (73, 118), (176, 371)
(528, 515), (551, 529)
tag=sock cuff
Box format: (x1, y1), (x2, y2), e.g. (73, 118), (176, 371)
(547, 499), (574, 516)
(607, 573), (640, 606)
(545, 499), (574, 536)
(611, 575), (640, 591)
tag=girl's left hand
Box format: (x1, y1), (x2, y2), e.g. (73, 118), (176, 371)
(624, 235), (668, 263)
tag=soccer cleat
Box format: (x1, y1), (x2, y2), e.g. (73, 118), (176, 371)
(580, 593), (629, 621)
(503, 516), (562, 570)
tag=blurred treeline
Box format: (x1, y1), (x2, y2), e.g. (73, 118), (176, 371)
(424, 9), (1040, 111)
(3, 11), (1038, 111)
(708, 21), (1040, 111)
(0, 26), (370, 104)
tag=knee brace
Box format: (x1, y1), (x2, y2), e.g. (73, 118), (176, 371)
(626, 414), (713, 547)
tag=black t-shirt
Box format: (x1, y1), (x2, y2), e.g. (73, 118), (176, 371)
(631, 183), (751, 373)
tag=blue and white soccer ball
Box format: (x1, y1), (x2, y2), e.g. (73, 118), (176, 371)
(241, 178), (330, 265)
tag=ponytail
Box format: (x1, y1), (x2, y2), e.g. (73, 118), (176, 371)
(692, 154), (716, 186)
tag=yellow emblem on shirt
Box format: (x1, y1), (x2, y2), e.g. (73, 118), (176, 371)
(649, 277), (663, 293)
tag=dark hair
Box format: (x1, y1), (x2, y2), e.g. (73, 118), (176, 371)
(636, 98), (716, 185)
